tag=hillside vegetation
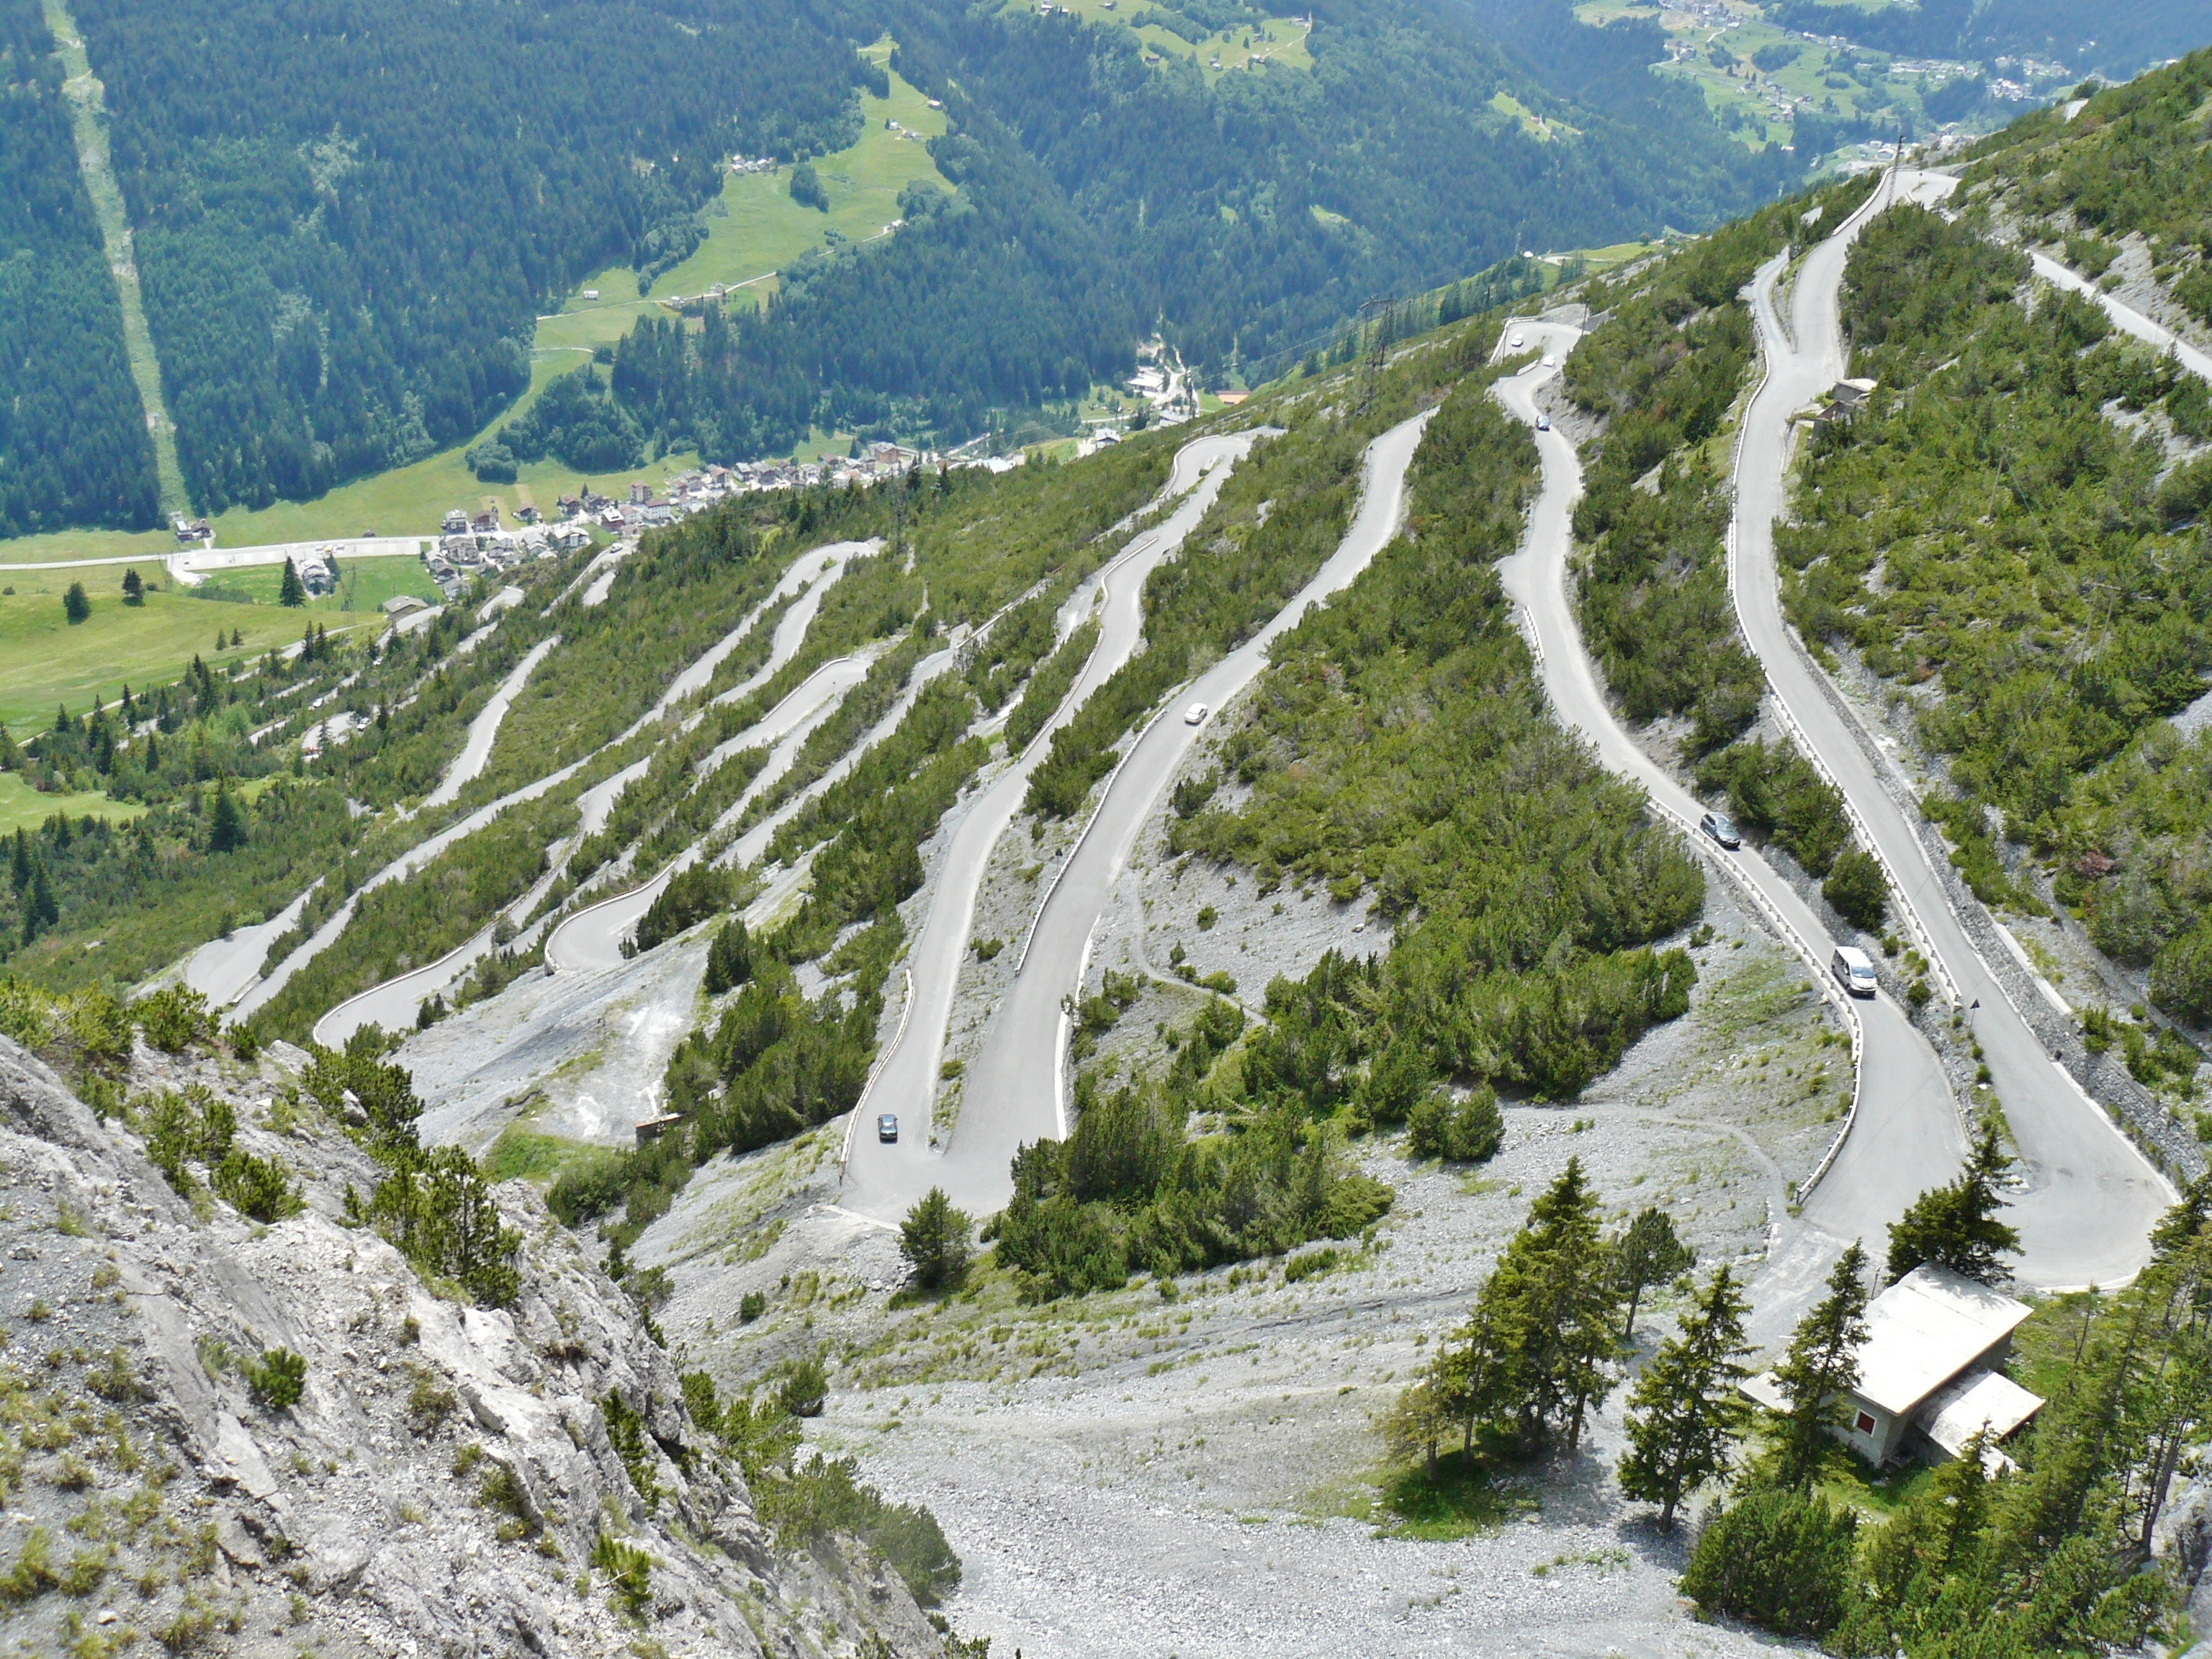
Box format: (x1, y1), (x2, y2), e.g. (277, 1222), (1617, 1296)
(1781, 191), (2212, 1015)
(0, 0), (158, 537)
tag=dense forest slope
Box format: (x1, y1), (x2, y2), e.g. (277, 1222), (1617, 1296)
(0, 0), (158, 538)
(72, 0), (878, 514)
(0, 0), (1834, 531)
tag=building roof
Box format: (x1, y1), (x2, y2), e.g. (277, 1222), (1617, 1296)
(381, 594), (428, 616)
(1918, 1365), (2044, 1460)
(1853, 1264), (2033, 1416)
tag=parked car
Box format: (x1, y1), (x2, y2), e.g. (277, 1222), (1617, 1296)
(1541, 354), (1556, 367)
(1509, 331), (1525, 349)
(1830, 945), (1879, 999)
(1699, 810), (1740, 849)
(878, 1113), (899, 1143)
(1184, 702), (1209, 725)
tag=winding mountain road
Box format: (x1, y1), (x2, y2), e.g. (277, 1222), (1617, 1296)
(254, 540), (869, 1034)
(1730, 168), (2170, 1294)
(840, 431), (1264, 1221)
(844, 414), (1431, 1221)
(1490, 337), (1961, 1339)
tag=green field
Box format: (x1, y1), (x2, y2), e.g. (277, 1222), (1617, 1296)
(1021, 0), (1316, 82)
(0, 560), (395, 731)
(193, 554), (441, 615)
(536, 38), (953, 356)
(0, 772), (146, 835)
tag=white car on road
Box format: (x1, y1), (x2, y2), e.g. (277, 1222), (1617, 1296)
(1509, 331), (1525, 350)
(1184, 702), (1209, 725)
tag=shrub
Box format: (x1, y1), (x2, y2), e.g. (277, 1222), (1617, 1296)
(780, 1354), (828, 1419)
(141, 1084), (236, 1192)
(1678, 1486), (1856, 1637)
(739, 1290), (766, 1322)
(1406, 1086), (1505, 1163)
(762, 1452), (961, 1606)
(213, 1148), (304, 1222)
(243, 1349), (307, 1411)
(547, 1148), (633, 1226)
(590, 1532), (653, 1616)
(1282, 1246), (1342, 1283)
(1822, 847), (1889, 932)
(135, 986), (217, 1054)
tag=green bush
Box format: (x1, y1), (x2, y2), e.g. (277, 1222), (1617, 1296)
(1406, 1086), (1505, 1163)
(243, 1348), (307, 1411)
(1678, 1485), (1856, 1637)
(213, 1148), (304, 1222)
(761, 1452), (961, 1607)
(780, 1355), (828, 1419)
(135, 985), (217, 1054)
(547, 1149), (634, 1227)
(590, 1532), (653, 1617)
(1821, 847), (1889, 932)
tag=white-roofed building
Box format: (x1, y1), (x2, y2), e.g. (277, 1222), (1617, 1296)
(1743, 1264), (2043, 1468)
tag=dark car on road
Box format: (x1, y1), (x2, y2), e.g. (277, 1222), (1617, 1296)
(1699, 810), (1741, 850)
(878, 1113), (899, 1143)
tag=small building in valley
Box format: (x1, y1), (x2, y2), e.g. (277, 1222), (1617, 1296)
(1743, 1264), (2043, 1468)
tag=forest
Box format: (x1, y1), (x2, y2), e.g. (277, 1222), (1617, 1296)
(0, 0), (159, 538)
(5, 0), (1864, 527)
(68, 0), (881, 513)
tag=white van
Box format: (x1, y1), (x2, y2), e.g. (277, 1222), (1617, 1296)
(1830, 944), (1878, 999)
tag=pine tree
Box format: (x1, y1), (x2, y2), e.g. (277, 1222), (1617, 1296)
(278, 557), (307, 607)
(121, 567), (143, 605)
(703, 917), (755, 994)
(1437, 1155), (1625, 1455)
(230, 627), (242, 648)
(1614, 1205), (1696, 1339)
(1769, 1241), (1871, 1491)
(9, 827), (30, 894)
(208, 781), (246, 853)
(1618, 1264), (1753, 1528)
(899, 1187), (974, 1292)
(63, 581), (89, 624)
(1885, 1123), (2020, 1285)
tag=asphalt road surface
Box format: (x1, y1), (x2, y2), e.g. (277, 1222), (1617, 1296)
(840, 430), (1264, 1222)
(1490, 338), (1961, 1341)
(1732, 167), (2170, 1292)
(845, 413), (1432, 1222)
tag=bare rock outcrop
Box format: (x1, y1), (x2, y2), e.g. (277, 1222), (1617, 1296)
(0, 1035), (946, 1658)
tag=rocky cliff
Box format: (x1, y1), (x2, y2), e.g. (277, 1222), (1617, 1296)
(0, 1034), (945, 1658)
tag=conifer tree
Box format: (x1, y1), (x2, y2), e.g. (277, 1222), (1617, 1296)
(1618, 1264), (1753, 1527)
(63, 581), (89, 624)
(1430, 1156), (1626, 1455)
(1614, 1205), (1696, 1339)
(279, 557), (307, 607)
(1769, 1241), (1871, 1491)
(121, 567), (143, 605)
(208, 781), (246, 853)
(1885, 1123), (2019, 1285)
(899, 1187), (974, 1292)
(10, 827), (30, 893)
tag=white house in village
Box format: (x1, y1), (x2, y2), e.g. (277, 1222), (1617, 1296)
(1745, 1264), (2045, 1468)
